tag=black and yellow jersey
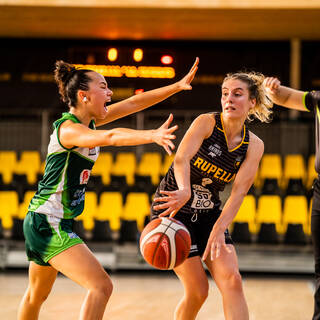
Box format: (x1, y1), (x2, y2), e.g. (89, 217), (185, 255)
(304, 91), (320, 174)
(157, 112), (250, 214)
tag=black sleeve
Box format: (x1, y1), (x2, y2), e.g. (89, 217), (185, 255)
(305, 91), (320, 112)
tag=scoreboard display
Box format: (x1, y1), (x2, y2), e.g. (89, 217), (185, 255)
(0, 38), (290, 112)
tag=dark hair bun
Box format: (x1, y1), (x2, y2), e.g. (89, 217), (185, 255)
(54, 60), (77, 103)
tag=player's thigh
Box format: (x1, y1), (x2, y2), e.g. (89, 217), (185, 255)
(49, 243), (112, 291)
(174, 256), (209, 294)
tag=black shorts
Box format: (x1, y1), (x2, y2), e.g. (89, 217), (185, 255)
(150, 206), (233, 258)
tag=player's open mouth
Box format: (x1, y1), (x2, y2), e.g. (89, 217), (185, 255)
(104, 101), (110, 112)
(225, 106), (235, 111)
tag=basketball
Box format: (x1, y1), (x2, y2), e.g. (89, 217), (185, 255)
(139, 217), (191, 270)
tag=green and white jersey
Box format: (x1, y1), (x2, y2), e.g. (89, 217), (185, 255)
(28, 113), (99, 219)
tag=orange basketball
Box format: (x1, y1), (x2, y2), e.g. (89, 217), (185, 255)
(139, 217), (191, 270)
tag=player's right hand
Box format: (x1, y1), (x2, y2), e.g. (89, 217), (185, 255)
(153, 189), (191, 218)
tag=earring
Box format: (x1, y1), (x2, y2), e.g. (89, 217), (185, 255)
(83, 97), (87, 102)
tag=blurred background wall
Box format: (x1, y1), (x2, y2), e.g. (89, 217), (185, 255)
(0, 0), (319, 158)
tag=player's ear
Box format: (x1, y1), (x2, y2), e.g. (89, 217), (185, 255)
(249, 97), (256, 110)
(78, 90), (88, 103)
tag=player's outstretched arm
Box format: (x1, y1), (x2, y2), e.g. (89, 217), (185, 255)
(96, 57), (199, 127)
(264, 77), (307, 111)
(153, 114), (214, 217)
(59, 114), (177, 154)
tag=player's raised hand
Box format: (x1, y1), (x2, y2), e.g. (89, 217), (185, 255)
(152, 113), (178, 155)
(177, 57), (199, 91)
(263, 77), (281, 95)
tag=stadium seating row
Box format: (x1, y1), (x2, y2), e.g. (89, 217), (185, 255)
(0, 151), (316, 191)
(256, 153), (316, 191)
(0, 190), (313, 245)
(0, 150), (174, 187)
(232, 194), (311, 245)
(0, 190), (151, 243)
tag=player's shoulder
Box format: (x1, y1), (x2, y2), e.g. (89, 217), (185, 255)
(193, 112), (216, 127)
(191, 113), (216, 138)
(248, 131), (264, 153)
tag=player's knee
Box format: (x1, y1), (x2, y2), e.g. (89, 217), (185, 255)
(27, 287), (51, 305)
(224, 269), (243, 292)
(93, 275), (113, 300)
(188, 282), (209, 305)
(196, 287), (209, 305)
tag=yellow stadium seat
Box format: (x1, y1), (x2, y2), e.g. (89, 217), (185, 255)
(91, 152), (113, 185)
(17, 191), (36, 219)
(256, 195), (283, 234)
(161, 153), (175, 176)
(307, 154), (317, 189)
(0, 151), (17, 184)
(122, 192), (150, 231)
(283, 195), (309, 235)
(96, 191), (123, 231)
(282, 154), (306, 189)
(76, 191), (97, 231)
(15, 151), (41, 185)
(0, 191), (19, 229)
(39, 161), (46, 176)
(111, 152), (136, 185)
(137, 152), (162, 185)
(233, 195), (257, 234)
(258, 154), (282, 188)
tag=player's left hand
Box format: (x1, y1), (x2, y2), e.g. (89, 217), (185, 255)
(153, 189), (191, 218)
(202, 228), (232, 261)
(176, 57), (199, 91)
(263, 77), (281, 95)
(152, 113), (178, 155)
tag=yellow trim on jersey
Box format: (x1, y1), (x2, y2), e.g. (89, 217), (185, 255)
(316, 105), (320, 122)
(217, 127), (224, 132)
(220, 113), (247, 152)
(303, 91), (310, 112)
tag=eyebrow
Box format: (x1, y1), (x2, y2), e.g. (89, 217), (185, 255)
(100, 81), (107, 86)
(222, 87), (245, 91)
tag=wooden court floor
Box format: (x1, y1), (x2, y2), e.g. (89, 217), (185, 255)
(0, 271), (314, 320)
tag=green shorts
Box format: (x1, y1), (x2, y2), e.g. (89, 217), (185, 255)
(23, 211), (84, 266)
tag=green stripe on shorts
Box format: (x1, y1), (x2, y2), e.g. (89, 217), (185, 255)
(23, 211), (83, 266)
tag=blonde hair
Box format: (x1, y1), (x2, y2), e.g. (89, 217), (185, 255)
(223, 71), (273, 123)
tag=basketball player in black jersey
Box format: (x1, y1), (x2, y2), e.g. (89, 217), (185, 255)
(264, 77), (320, 320)
(151, 72), (273, 320)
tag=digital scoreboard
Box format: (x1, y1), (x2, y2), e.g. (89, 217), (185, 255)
(0, 38), (291, 112)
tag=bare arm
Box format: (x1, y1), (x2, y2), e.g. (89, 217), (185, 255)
(153, 113), (215, 217)
(202, 132), (264, 261)
(96, 57), (199, 126)
(59, 114), (177, 154)
(264, 77), (307, 111)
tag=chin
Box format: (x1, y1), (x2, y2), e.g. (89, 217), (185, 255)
(224, 112), (242, 120)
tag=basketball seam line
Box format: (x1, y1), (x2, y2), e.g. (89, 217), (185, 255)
(152, 219), (173, 269)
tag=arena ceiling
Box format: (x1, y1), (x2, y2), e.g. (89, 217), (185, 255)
(1, 0), (320, 40)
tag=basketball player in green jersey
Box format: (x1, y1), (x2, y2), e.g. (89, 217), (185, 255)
(18, 58), (198, 320)
(152, 72), (273, 320)
(264, 77), (320, 320)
